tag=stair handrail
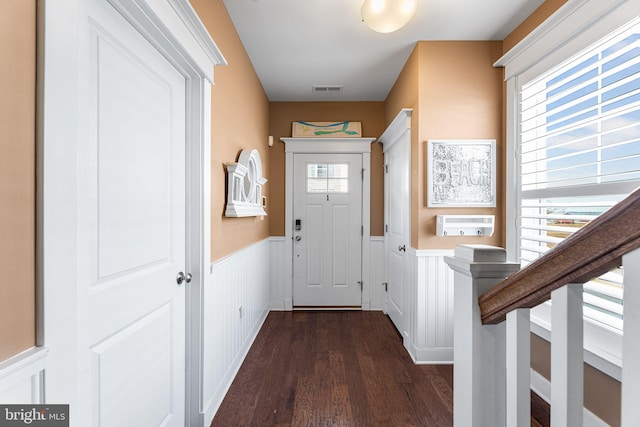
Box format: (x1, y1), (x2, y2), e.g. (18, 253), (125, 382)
(479, 186), (640, 325)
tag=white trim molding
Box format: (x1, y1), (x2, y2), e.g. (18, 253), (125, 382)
(378, 108), (412, 151)
(281, 138), (376, 154)
(107, 0), (227, 83)
(269, 237), (288, 310)
(0, 348), (48, 404)
(495, 0), (637, 80)
(368, 236), (386, 311)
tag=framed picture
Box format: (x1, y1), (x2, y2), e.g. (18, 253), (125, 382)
(292, 121), (362, 138)
(427, 139), (496, 207)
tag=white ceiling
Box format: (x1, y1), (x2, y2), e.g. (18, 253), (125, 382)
(222, 0), (545, 101)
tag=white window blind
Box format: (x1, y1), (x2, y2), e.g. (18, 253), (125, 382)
(518, 18), (640, 331)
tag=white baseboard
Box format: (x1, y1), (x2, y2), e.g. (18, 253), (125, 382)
(407, 341), (453, 365)
(530, 369), (610, 427)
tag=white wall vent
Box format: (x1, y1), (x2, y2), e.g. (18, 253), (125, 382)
(312, 85), (343, 93)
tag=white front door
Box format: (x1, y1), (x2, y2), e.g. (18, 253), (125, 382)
(76, 1), (186, 425)
(293, 154), (363, 307)
(384, 134), (410, 336)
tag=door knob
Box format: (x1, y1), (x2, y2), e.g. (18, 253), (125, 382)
(177, 271), (192, 285)
(398, 244), (406, 252)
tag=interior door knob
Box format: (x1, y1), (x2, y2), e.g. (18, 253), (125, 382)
(398, 244), (406, 252)
(176, 272), (186, 285)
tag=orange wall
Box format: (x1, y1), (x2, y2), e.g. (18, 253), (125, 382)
(269, 102), (386, 237)
(190, 0), (271, 261)
(502, 0), (569, 54)
(419, 41), (504, 250)
(0, 0), (36, 361)
(385, 41), (504, 250)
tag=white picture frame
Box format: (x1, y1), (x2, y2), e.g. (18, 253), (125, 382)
(427, 139), (496, 207)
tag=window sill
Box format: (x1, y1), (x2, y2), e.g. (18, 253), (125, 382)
(530, 302), (622, 382)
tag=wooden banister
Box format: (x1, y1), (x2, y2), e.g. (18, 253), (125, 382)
(479, 186), (640, 325)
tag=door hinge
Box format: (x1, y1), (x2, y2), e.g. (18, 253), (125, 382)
(385, 224), (388, 233)
(382, 282), (388, 292)
(362, 168), (365, 180)
(357, 280), (363, 290)
(385, 164), (388, 173)
(361, 225), (364, 236)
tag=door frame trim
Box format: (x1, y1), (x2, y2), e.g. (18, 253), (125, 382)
(281, 138), (375, 310)
(378, 108), (412, 332)
(38, 1), (225, 424)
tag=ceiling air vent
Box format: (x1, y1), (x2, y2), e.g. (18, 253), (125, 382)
(312, 85), (343, 93)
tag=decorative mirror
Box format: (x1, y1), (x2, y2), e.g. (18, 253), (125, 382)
(225, 149), (267, 217)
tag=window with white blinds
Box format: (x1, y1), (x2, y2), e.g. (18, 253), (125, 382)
(518, 18), (640, 332)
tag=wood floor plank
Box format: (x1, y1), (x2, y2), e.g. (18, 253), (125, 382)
(531, 390), (551, 427)
(212, 311), (455, 426)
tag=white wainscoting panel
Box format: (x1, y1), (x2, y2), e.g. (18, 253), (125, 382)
(406, 249), (455, 364)
(270, 237), (287, 310)
(202, 239), (271, 424)
(0, 347), (47, 404)
(368, 237), (385, 310)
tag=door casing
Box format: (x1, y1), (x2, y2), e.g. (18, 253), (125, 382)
(282, 138), (375, 311)
(378, 109), (412, 338)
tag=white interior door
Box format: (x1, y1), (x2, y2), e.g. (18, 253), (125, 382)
(76, 1), (186, 425)
(384, 133), (410, 336)
(293, 153), (363, 307)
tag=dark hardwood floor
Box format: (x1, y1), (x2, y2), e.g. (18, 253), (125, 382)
(211, 311), (551, 427)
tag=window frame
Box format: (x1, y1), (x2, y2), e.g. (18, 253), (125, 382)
(498, 0), (640, 378)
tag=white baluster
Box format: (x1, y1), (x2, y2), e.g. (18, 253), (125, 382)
(445, 245), (520, 427)
(551, 283), (583, 427)
(506, 308), (531, 426)
(622, 247), (640, 427)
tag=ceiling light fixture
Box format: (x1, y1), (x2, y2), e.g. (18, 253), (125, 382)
(361, 0), (419, 34)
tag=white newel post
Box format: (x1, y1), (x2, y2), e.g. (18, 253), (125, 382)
(444, 245), (520, 427)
